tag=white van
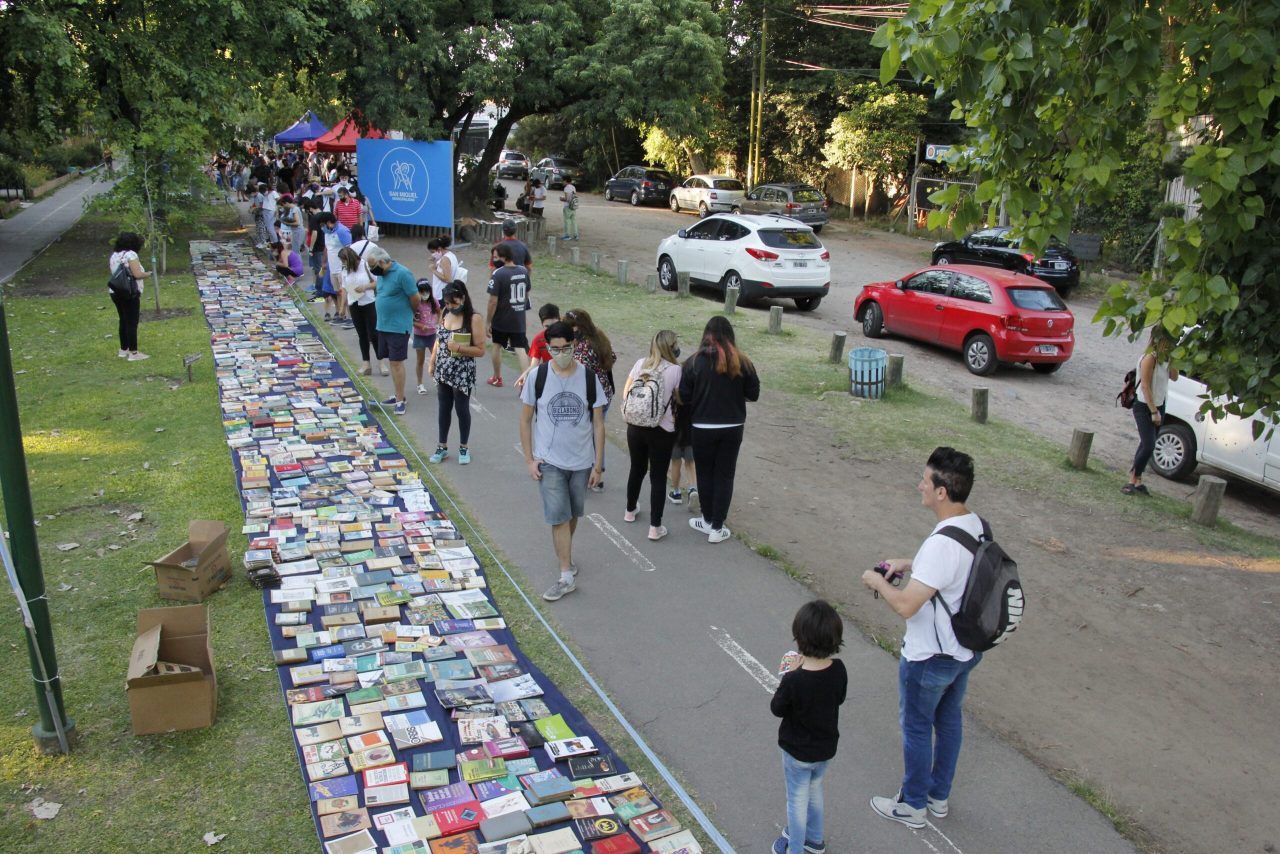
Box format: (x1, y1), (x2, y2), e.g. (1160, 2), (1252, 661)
(1151, 374), (1280, 493)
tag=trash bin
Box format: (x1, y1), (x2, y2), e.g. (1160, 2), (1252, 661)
(848, 347), (887, 399)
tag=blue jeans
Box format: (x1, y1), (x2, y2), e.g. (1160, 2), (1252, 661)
(781, 749), (828, 854)
(1131, 401), (1164, 478)
(899, 652), (982, 810)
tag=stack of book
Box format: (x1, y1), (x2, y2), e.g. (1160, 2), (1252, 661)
(191, 241), (700, 854)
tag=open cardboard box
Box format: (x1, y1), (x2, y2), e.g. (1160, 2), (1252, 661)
(126, 605), (217, 735)
(146, 520), (231, 602)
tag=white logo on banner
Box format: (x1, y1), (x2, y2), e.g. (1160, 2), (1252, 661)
(391, 161), (415, 190)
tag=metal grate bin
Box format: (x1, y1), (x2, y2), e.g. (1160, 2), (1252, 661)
(848, 347), (887, 399)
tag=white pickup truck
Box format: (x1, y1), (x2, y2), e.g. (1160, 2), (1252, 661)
(1151, 375), (1280, 493)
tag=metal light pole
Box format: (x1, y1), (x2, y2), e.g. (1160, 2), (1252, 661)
(0, 289), (75, 754)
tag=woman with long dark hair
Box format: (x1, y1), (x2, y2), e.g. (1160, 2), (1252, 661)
(108, 232), (149, 361)
(564, 308), (616, 489)
(678, 316), (760, 543)
(428, 281), (487, 465)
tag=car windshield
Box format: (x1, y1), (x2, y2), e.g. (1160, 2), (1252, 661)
(758, 229), (821, 249)
(1007, 287), (1067, 311)
(645, 170), (673, 181)
(792, 188), (823, 202)
(713, 179), (744, 190)
(505, 152), (526, 160)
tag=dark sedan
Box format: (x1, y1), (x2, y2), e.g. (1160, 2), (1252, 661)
(604, 165), (674, 206)
(932, 226), (1080, 296)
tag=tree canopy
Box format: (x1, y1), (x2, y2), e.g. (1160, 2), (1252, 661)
(877, 0), (1280, 425)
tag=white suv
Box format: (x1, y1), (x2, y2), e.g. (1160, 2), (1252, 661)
(1151, 374), (1280, 493)
(655, 214), (830, 311)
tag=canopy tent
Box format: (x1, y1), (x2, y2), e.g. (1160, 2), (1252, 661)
(303, 114), (388, 153)
(272, 111), (329, 146)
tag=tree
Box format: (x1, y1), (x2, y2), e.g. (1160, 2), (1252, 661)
(877, 1), (1280, 426)
(822, 83), (927, 215)
(0, 1), (88, 159)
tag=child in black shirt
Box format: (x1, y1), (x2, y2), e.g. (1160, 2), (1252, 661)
(770, 600), (848, 854)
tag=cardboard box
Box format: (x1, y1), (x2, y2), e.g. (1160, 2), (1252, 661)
(146, 520), (232, 602)
(126, 605), (218, 735)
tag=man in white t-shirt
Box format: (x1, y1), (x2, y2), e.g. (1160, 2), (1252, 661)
(861, 446), (983, 830)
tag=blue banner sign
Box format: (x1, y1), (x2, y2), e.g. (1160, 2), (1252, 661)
(357, 139), (454, 227)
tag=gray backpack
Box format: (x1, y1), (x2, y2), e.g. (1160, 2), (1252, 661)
(933, 518), (1024, 652)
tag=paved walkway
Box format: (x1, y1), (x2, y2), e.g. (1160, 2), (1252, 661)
(0, 169), (116, 286)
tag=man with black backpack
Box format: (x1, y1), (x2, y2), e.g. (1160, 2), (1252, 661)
(861, 446), (1022, 830)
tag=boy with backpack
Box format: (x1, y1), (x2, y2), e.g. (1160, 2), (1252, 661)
(861, 446), (1022, 829)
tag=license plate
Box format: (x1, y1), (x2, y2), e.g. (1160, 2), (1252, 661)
(793, 261), (808, 268)
(1053, 261), (1068, 270)
(1036, 344), (1058, 354)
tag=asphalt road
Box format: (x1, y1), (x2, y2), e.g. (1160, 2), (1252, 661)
(0, 169), (116, 286)
(495, 178), (1279, 536)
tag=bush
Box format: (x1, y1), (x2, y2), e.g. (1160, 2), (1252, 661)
(21, 163), (54, 189)
(0, 157), (26, 194)
(39, 138), (103, 173)
(1075, 130), (1163, 271)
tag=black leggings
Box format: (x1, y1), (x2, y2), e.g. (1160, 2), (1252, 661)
(349, 302), (378, 362)
(437, 382), (472, 446)
(626, 425), (677, 525)
(1131, 401), (1164, 478)
(110, 291), (140, 352)
(691, 425), (745, 530)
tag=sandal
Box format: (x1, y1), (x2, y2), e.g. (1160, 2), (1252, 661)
(1121, 483), (1138, 495)
(487, 376), (504, 387)
(1134, 484), (1151, 496)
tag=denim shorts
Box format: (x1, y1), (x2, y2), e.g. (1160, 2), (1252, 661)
(538, 463), (590, 525)
(413, 333), (436, 352)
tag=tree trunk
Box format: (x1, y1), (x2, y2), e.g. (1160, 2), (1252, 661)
(456, 109), (523, 216)
(685, 145), (707, 176)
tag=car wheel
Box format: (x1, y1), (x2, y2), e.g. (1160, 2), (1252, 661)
(812, 225), (823, 234)
(935, 254), (953, 265)
(794, 296), (821, 311)
(722, 270), (748, 303)
(860, 302), (884, 338)
(698, 202), (709, 218)
(731, 206), (741, 214)
(1032, 362), (1062, 374)
(658, 257), (678, 292)
(669, 195), (681, 212)
(964, 333), (997, 375)
(604, 188), (613, 202)
(630, 191), (641, 206)
(1152, 423), (1198, 481)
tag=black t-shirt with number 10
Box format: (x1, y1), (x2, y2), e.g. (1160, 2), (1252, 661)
(487, 264), (531, 332)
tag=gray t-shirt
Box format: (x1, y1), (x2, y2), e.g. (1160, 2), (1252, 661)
(520, 363), (607, 471)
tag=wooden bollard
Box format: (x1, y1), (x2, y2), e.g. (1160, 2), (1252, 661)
(645, 273), (658, 293)
(548, 236), (558, 257)
(971, 387), (989, 423)
(617, 259), (629, 284)
(724, 286), (739, 314)
(677, 271), (690, 297)
(887, 353), (904, 387)
(1190, 475), (1227, 526)
(590, 251), (602, 273)
(768, 305), (783, 334)
(571, 247), (581, 265)
(828, 331), (847, 364)
(1068, 429), (1094, 469)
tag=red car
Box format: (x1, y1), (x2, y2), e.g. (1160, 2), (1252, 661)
(853, 265), (1074, 375)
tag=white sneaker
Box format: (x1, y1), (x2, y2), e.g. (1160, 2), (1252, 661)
(708, 526), (731, 544)
(417, 384), (428, 395)
(127, 352), (150, 361)
(542, 578), (576, 601)
(117, 349), (129, 358)
(870, 795), (926, 829)
(893, 789), (948, 818)
(689, 518), (710, 533)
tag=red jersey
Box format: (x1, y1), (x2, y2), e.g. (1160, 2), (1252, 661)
(334, 198), (363, 229)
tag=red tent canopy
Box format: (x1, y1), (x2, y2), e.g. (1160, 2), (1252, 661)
(303, 114), (388, 153)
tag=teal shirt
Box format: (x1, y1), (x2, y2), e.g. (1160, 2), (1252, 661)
(374, 261), (418, 334)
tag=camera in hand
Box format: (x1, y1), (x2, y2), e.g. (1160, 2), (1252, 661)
(873, 561), (903, 587)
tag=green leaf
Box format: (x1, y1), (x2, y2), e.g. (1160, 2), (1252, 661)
(880, 42), (902, 85)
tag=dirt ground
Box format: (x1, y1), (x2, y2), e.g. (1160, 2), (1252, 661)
(467, 186), (1280, 853)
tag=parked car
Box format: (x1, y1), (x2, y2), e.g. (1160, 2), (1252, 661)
(605, 166), (674, 206)
(739, 183), (829, 232)
(854, 265), (1074, 375)
(669, 174), (746, 217)
(493, 150), (531, 180)
(1148, 375), (1280, 491)
(654, 214), (830, 311)
(530, 157), (580, 189)
(931, 226), (1080, 295)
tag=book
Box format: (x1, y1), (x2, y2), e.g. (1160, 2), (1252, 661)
(649, 830), (703, 854)
(482, 736), (529, 760)
(525, 776), (575, 806)
(544, 736), (597, 762)
(568, 755), (618, 778)
(431, 801), (484, 835)
(613, 796), (657, 823)
(316, 795), (360, 817)
(362, 761), (409, 787)
(451, 332), (472, 347)
(526, 802), (571, 828)
(326, 829), (378, 854)
(598, 773), (643, 794)
(591, 833), (642, 854)
(460, 758), (508, 784)
(429, 831), (480, 854)
(419, 781), (475, 812)
(308, 774), (359, 802)
(576, 816), (627, 841)
(320, 808), (371, 838)
(565, 797), (614, 819)
(479, 810), (533, 844)
(486, 674), (543, 704)
(478, 790), (529, 819)
(629, 809), (681, 843)
(410, 769), (451, 790)
(365, 782), (411, 807)
(532, 714), (573, 741)
(528, 828), (581, 854)
(412, 749), (458, 772)
(458, 716), (511, 744)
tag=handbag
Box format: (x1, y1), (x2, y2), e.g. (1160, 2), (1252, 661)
(108, 259), (138, 297)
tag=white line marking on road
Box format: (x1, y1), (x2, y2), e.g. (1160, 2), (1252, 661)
(586, 513), (656, 573)
(708, 626), (778, 693)
(910, 830), (944, 854)
(470, 397), (498, 421)
(925, 821), (965, 854)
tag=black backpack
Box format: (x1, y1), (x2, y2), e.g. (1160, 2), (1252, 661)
(108, 261), (137, 297)
(932, 518), (1024, 652)
(1116, 369), (1137, 409)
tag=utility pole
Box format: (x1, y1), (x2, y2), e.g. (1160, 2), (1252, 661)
(0, 289), (75, 754)
(746, 66), (758, 187)
(754, 8), (768, 184)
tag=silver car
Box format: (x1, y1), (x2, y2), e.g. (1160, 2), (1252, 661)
(740, 183), (829, 232)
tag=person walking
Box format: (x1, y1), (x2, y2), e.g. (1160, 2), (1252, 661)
(861, 446), (984, 830)
(621, 330), (682, 541)
(485, 242), (532, 387)
(428, 236), (459, 302)
(678, 316), (759, 543)
(334, 185), (363, 231)
(770, 600), (847, 854)
(261, 181), (281, 244)
(315, 212), (351, 321)
(514, 303), (561, 391)
(560, 179), (579, 240)
(428, 281), (487, 463)
(367, 246), (418, 415)
(490, 220), (532, 274)
(563, 308), (615, 491)
(519, 320), (607, 602)
(1124, 328), (1180, 496)
(338, 227), (387, 376)
(529, 178), (547, 219)
(279, 194), (306, 252)
(108, 232), (149, 361)
(413, 278), (440, 396)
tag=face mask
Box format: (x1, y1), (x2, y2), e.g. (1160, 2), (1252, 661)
(448, 305), (465, 315)
(551, 351), (575, 370)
